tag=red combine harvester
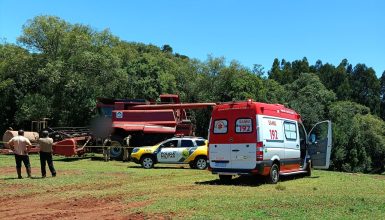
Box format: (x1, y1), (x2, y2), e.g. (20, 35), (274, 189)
(53, 94), (215, 159)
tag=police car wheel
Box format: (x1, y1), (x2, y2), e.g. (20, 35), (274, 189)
(195, 157), (207, 170)
(141, 156), (154, 169)
(268, 163), (280, 184)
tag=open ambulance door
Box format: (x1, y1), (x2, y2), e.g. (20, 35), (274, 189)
(307, 120), (332, 169)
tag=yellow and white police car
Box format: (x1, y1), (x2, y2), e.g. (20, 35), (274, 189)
(131, 136), (208, 169)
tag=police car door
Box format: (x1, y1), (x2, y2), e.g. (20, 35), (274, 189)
(157, 140), (179, 163)
(178, 139), (196, 163)
(307, 120), (332, 169)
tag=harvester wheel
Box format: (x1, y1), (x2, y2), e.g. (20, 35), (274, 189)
(109, 140), (123, 159)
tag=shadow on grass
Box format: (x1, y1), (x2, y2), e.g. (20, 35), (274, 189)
(54, 155), (109, 162)
(126, 165), (196, 170)
(2, 176), (45, 180)
(195, 174), (320, 187)
(54, 157), (89, 162)
(196, 175), (265, 187)
(1, 177), (21, 180)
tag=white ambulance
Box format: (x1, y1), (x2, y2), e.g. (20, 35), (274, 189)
(208, 100), (332, 184)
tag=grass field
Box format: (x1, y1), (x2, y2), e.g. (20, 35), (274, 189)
(1, 154), (385, 219)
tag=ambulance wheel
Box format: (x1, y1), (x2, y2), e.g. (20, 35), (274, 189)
(305, 161), (312, 177)
(141, 155), (154, 169)
(194, 157), (208, 170)
(219, 175), (232, 184)
(267, 163), (280, 184)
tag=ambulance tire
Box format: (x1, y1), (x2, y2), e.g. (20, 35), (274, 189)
(267, 163), (280, 184)
(140, 155), (154, 169)
(305, 161), (312, 177)
(219, 175), (232, 184)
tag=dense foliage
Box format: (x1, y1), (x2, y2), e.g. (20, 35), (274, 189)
(1, 16), (384, 173)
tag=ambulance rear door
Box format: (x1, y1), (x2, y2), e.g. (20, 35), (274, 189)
(209, 118), (232, 169)
(230, 116), (257, 169)
(209, 106), (256, 170)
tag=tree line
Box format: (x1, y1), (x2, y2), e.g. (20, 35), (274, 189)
(1, 16), (384, 173)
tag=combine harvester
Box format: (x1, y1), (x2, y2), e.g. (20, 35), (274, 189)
(53, 94), (215, 159)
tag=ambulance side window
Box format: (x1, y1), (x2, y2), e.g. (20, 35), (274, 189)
(284, 122), (297, 141)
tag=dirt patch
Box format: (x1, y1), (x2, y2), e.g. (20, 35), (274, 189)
(124, 211), (175, 220)
(372, 175), (385, 180)
(175, 185), (198, 191)
(0, 194), (158, 220)
(0, 167), (82, 176)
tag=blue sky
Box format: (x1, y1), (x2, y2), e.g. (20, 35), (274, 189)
(1, 0), (384, 76)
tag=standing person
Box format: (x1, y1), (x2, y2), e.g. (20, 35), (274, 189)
(8, 129), (32, 179)
(38, 130), (56, 178)
(123, 135), (132, 161)
(103, 137), (111, 162)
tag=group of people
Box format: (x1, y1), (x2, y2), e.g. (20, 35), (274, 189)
(7, 129), (56, 179)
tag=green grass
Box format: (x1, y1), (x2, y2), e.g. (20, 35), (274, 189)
(1, 154), (385, 219)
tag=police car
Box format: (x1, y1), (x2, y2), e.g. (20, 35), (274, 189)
(131, 136), (208, 169)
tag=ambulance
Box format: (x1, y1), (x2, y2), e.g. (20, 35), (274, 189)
(208, 100), (332, 184)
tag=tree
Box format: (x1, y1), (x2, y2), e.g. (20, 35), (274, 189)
(291, 57), (310, 81)
(328, 101), (370, 172)
(329, 101), (385, 173)
(18, 16), (69, 58)
(380, 71), (385, 120)
(260, 79), (286, 104)
(161, 44), (173, 53)
(350, 64), (381, 115)
(252, 64), (265, 77)
(268, 58), (281, 83)
(285, 73), (336, 129)
(15, 94), (52, 123)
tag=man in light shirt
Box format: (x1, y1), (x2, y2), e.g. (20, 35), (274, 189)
(38, 130), (56, 178)
(8, 129), (32, 179)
